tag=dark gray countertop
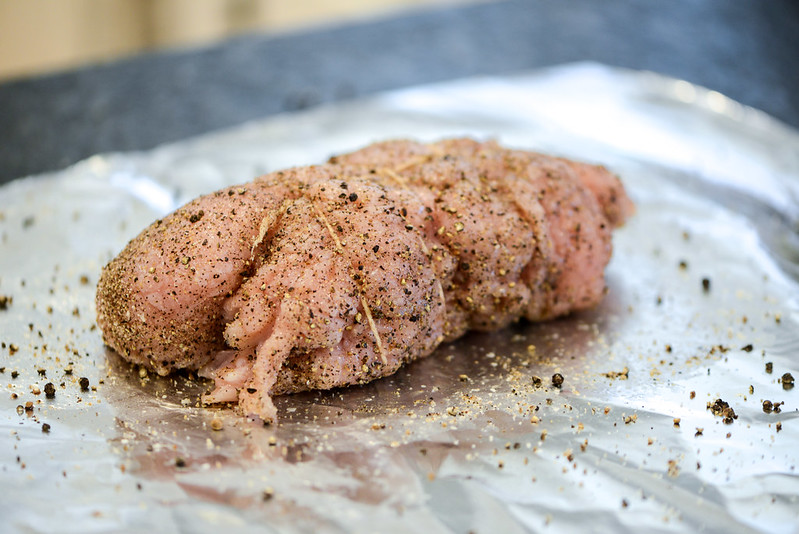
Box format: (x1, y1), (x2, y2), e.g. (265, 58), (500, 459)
(1, 0), (797, 184)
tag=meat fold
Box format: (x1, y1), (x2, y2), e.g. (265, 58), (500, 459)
(96, 138), (633, 422)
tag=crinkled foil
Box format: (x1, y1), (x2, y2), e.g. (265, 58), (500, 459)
(1, 63), (798, 534)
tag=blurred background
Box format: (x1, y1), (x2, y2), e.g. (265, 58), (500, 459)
(0, 0), (479, 81)
(2, 0), (796, 184)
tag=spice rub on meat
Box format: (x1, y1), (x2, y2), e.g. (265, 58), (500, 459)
(96, 138), (634, 423)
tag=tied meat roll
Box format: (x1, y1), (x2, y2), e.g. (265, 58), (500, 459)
(96, 138), (634, 423)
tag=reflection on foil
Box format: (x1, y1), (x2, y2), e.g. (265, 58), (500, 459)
(1, 62), (798, 534)
(108, 167), (178, 215)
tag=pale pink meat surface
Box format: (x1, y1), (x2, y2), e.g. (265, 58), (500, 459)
(96, 138), (633, 423)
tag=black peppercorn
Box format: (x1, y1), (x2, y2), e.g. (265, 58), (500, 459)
(551, 373), (564, 388)
(782, 373), (794, 390)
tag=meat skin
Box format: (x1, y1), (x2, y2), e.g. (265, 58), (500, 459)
(96, 138), (633, 423)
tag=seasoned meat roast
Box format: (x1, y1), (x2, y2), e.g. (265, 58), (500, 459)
(96, 138), (634, 422)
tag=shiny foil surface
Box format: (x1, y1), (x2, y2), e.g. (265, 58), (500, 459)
(1, 63), (798, 533)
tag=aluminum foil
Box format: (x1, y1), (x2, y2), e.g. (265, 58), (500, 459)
(1, 62), (798, 534)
